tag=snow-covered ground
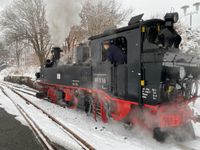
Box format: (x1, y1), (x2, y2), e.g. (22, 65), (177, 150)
(1, 82), (200, 150)
(0, 86), (84, 150)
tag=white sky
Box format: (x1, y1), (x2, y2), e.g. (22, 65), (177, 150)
(123, 0), (200, 28)
(0, 0), (11, 11)
(0, 0), (199, 28)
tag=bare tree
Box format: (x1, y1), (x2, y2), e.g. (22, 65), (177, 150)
(0, 41), (9, 63)
(79, 0), (133, 37)
(3, 32), (26, 66)
(10, 41), (24, 66)
(0, 0), (51, 66)
(65, 25), (85, 54)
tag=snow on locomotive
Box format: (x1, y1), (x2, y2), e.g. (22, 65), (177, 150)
(35, 12), (200, 141)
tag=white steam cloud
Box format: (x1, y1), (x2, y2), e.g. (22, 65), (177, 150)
(45, 0), (82, 45)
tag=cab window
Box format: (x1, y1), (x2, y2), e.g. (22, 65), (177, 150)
(102, 37), (127, 64)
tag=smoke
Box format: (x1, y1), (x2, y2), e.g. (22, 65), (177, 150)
(126, 104), (196, 142)
(45, 0), (82, 45)
(58, 54), (74, 66)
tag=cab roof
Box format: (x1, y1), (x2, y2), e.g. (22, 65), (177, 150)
(89, 19), (164, 40)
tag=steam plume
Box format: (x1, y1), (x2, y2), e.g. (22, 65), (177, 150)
(45, 0), (82, 45)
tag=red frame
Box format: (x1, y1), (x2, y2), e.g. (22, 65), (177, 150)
(38, 81), (198, 129)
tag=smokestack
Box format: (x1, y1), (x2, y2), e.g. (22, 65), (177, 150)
(52, 47), (62, 61)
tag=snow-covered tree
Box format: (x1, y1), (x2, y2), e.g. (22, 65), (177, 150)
(0, 0), (51, 66)
(179, 28), (200, 55)
(79, 0), (133, 37)
(175, 22), (200, 55)
(0, 41), (8, 63)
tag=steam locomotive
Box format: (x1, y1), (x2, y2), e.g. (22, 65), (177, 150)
(35, 12), (200, 141)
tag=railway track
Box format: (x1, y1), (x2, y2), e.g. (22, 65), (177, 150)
(175, 136), (200, 150)
(176, 144), (196, 150)
(0, 82), (36, 96)
(2, 81), (200, 150)
(0, 83), (95, 150)
(1, 81), (37, 93)
(0, 86), (57, 150)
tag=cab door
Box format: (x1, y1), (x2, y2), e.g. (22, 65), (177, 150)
(126, 28), (142, 102)
(113, 64), (128, 97)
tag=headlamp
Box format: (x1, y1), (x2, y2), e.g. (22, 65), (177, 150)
(164, 12), (179, 23)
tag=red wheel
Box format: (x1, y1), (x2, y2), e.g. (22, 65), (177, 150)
(66, 96), (79, 109)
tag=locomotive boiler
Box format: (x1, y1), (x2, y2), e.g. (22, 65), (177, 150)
(36, 12), (200, 141)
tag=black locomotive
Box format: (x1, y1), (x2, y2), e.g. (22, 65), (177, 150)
(36, 12), (200, 141)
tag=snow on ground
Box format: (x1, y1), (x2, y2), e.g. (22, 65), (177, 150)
(0, 88), (27, 126)
(0, 83), (191, 150)
(0, 65), (40, 80)
(0, 86), (83, 150)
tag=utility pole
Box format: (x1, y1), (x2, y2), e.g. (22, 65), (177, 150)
(181, 2), (200, 27)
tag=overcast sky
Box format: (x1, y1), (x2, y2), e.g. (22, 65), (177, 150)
(0, 0), (11, 11)
(0, 0), (199, 28)
(124, 0), (200, 28)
